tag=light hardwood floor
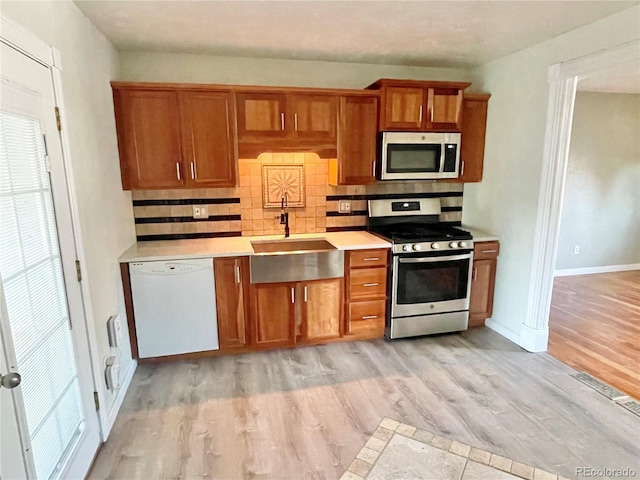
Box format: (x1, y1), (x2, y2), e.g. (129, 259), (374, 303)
(548, 270), (640, 400)
(89, 329), (640, 480)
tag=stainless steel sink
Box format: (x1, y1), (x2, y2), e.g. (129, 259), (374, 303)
(251, 238), (337, 254)
(249, 238), (343, 284)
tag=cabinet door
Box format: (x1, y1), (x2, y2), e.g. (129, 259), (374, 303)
(469, 258), (497, 326)
(179, 91), (237, 187)
(458, 94), (490, 183)
(426, 87), (464, 131)
(214, 257), (249, 349)
(332, 95), (378, 185)
(250, 282), (295, 348)
(290, 94), (337, 140)
(236, 92), (288, 139)
(301, 279), (342, 342)
(381, 86), (425, 130)
(113, 89), (184, 190)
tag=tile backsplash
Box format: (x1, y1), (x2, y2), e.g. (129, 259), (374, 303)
(131, 152), (463, 241)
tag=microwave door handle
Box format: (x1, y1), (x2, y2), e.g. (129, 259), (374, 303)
(399, 254), (472, 263)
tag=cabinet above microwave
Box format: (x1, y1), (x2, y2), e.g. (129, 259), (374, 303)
(366, 79), (470, 132)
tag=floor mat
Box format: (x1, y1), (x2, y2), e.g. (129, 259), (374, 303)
(340, 418), (566, 480)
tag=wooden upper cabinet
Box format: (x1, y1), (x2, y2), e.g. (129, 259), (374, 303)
(368, 79), (470, 132)
(383, 86), (425, 130)
(113, 89), (184, 190)
(289, 94), (337, 140)
(179, 91), (237, 188)
(330, 94), (379, 185)
(235, 92), (287, 139)
(458, 93), (490, 183)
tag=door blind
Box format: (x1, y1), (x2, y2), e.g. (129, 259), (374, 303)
(0, 111), (85, 480)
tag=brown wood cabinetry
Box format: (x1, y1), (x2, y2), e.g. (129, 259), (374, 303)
(235, 91), (337, 157)
(251, 282), (297, 348)
(458, 94), (490, 183)
(367, 79), (470, 132)
(469, 241), (500, 327)
(300, 279), (342, 343)
(112, 84), (237, 190)
(329, 94), (379, 185)
(345, 249), (389, 339)
(214, 257), (249, 350)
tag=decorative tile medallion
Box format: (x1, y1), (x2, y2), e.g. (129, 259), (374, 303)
(341, 418), (565, 480)
(262, 164), (305, 208)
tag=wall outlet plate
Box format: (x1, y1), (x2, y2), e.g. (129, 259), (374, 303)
(192, 205), (209, 219)
(105, 355), (121, 390)
(107, 314), (123, 348)
(338, 200), (352, 213)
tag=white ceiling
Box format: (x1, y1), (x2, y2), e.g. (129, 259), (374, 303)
(74, 0), (638, 69)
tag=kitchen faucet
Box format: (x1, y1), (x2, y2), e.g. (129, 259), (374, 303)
(280, 193), (290, 238)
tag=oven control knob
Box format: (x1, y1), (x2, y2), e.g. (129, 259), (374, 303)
(412, 244), (422, 251)
(431, 242), (440, 250)
(449, 241), (459, 249)
(459, 241), (468, 248)
(402, 245), (411, 252)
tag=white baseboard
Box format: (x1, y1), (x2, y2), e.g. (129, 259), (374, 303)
(519, 324), (549, 353)
(485, 319), (521, 345)
(103, 359), (137, 439)
(554, 263), (640, 277)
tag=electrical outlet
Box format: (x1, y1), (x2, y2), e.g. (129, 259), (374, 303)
(338, 200), (352, 213)
(573, 245), (580, 255)
(192, 205), (209, 219)
(107, 314), (123, 348)
(104, 356), (121, 391)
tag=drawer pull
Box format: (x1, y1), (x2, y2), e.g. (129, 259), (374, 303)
(363, 257), (380, 261)
(291, 287), (295, 304)
(362, 315), (378, 320)
(363, 283), (379, 287)
(175, 162), (181, 180)
(482, 249), (497, 253)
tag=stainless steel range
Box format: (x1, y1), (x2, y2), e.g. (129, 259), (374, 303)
(367, 198), (473, 339)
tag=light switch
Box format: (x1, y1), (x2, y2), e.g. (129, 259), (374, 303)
(338, 200), (352, 213)
(192, 205), (209, 219)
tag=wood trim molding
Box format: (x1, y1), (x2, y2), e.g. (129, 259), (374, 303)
(524, 40), (640, 353)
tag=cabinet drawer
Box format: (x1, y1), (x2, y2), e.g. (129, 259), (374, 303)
(349, 268), (387, 298)
(474, 241), (500, 260)
(348, 249), (388, 268)
(348, 299), (386, 323)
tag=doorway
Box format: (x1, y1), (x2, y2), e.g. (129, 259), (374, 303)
(0, 41), (101, 478)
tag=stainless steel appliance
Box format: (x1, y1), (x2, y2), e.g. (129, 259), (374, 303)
(379, 131), (461, 181)
(367, 198), (473, 339)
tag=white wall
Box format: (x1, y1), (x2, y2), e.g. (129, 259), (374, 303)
(0, 0), (136, 425)
(555, 91), (640, 271)
(463, 6), (640, 339)
(118, 51), (472, 87)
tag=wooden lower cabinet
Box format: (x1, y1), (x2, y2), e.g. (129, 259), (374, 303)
(300, 279), (342, 343)
(250, 282), (296, 348)
(214, 257), (250, 349)
(469, 241), (500, 327)
(345, 249), (389, 339)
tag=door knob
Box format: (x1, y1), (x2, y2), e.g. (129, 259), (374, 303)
(1, 372), (22, 389)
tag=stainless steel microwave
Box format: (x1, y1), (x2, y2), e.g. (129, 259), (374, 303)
(379, 132), (461, 180)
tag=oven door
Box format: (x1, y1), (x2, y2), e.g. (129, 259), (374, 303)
(391, 251), (472, 318)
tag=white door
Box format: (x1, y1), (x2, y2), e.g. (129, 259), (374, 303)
(0, 42), (101, 479)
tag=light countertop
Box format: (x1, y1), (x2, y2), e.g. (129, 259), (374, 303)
(119, 231), (391, 263)
(462, 226), (501, 243)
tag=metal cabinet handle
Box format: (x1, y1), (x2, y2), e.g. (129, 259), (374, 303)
(372, 160), (376, 177)
(419, 105), (423, 123)
(460, 161), (465, 177)
(431, 107), (434, 122)
(473, 267), (477, 282)
(281, 113), (285, 131)
(294, 113), (298, 131)
(291, 287), (295, 304)
(190, 162), (196, 180)
(235, 264), (240, 284)
(363, 283), (379, 287)
(175, 162), (181, 180)
(483, 249), (497, 253)
(304, 285), (308, 303)
(363, 257), (379, 261)
(361, 315), (378, 320)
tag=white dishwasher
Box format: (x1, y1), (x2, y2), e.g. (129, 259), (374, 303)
(129, 258), (219, 358)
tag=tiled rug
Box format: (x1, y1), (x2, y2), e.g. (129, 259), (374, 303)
(341, 418), (568, 480)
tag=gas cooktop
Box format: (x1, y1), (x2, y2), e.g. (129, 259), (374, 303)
(369, 223), (472, 244)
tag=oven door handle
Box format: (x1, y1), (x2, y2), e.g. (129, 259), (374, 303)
(398, 253), (472, 263)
